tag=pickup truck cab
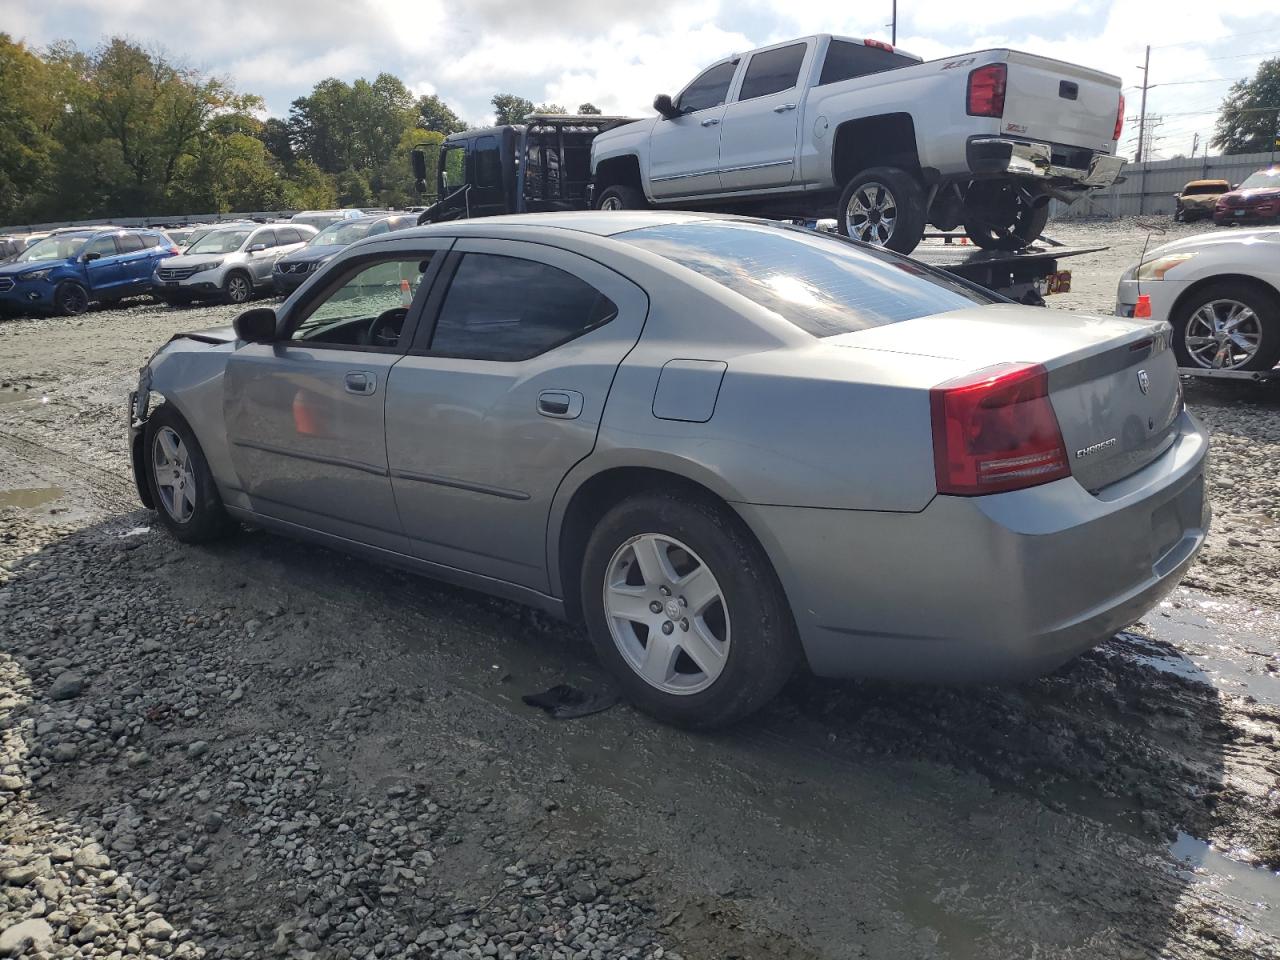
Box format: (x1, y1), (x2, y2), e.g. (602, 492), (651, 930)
(591, 35), (1125, 253)
(0, 227), (178, 317)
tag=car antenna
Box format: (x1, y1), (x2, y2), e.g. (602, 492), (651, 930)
(1133, 217), (1167, 309)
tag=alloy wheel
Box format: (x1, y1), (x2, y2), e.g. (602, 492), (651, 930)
(845, 182), (898, 246)
(60, 285), (88, 315)
(1183, 298), (1263, 369)
(227, 275), (251, 304)
(602, 533), (731, 695)
(152, 426), (196, 523)
(600, 196), (623, 211)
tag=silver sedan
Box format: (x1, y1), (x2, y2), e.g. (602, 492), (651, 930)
(128, 212), (1209, 727)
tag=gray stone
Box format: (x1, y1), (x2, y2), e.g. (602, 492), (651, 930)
(0, 918), (54, 955)
(48, 671), (86, 700)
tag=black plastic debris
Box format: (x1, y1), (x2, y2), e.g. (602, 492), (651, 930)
(522, 684), (619, 719)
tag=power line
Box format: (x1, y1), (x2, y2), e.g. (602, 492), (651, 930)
(1153, 30), (1273, 49)
(1203, 48), (1280, 62)
(1152, 77), (1241, 88)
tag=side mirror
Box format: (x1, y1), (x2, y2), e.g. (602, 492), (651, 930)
(83, 252), (101, 262)
(411, 148), (427, 184)
(234, 307), (278, 343)
(248, 242), (267, 253)
(654, 94), (681, 120)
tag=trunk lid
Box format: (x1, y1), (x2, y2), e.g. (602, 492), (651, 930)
(999, 51), (1121, 154)
(831, 304), (1182, 492)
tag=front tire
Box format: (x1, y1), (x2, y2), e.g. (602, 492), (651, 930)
(962, 181), (1050, 250)
(223, 271), (253, 305)
(596, 184), (647, 211)
(580, 491), (799, 729)
(144, 404), (237, 543)
(836, 167), (927, 253)
(1171, 280), (1280, 372)
(54, 281), (89, 316)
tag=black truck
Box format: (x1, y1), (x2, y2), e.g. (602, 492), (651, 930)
(410, 114), (1098, 306)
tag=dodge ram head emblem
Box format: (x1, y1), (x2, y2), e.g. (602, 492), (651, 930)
(1137, 369), (1150, 394)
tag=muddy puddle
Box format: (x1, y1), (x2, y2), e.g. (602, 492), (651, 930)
(1170, 832), (1280, 937)
(0, 486), (65, 510)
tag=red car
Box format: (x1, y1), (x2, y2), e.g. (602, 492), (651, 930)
(1214, 166), (1280, 225)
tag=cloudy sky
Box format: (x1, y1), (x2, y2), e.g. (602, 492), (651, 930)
(3, 0), (1278, 159)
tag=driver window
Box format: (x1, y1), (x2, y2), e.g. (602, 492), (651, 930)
(84, 236), (119, 259)
(676, 60), (738, 113)
(441, 145), (466, 191)
(289, 255), (435, 350)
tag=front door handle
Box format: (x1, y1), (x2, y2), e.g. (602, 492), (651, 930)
(344, 371), (377, 395)
(773, 103), (797, 113)
(537, 389), (584, 419)
(700, 117), (720, 127)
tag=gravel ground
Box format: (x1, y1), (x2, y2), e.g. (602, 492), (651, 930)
(1, 215), (1278, 959)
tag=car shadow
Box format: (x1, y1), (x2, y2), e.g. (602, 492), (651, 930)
(1, 509), (1272, 957)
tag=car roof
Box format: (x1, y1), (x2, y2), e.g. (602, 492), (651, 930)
(398, 209), (738, 241)
(1184, 179), (1229, 188)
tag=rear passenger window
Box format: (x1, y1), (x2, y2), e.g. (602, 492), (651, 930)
(428, 254), (617, 361)
(280, 228), (303, 244)
(819, 39), (916, 85)
(738, 44), (806, 100)
(117, 233), (145, 253)
(474, 137), (502, 188)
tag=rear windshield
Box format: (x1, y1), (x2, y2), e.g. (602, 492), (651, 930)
(1183, 183), (1228, 195)
(619, 221), (994, 337)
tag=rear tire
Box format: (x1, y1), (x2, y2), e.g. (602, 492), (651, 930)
(1170, 280), (1280, 372)
(223, 271), (253, 305)
(144, 404), (237, 543)
(54, 281), (89, 316)
(962, 181), (1050, 250)
(580, 491), (800, 729)
(596, 185), (647, 211)
(836, 166), (927, 253)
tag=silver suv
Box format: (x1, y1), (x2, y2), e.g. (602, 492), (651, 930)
(152, 223), (316, 305)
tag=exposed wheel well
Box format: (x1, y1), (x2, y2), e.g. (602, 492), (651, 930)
(558, 466), (754, 623)
(593, 155), (644, 195)
(832, 114), (921, 186)
(1169, 273), (1280, 322)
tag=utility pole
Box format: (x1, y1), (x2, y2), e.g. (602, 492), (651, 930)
(1135, 44), (1151, 163)
(891, 0), (897, 45)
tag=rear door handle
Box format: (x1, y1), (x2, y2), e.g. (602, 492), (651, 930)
(537, 389), (584, 419)
(344, 371), (377, 395)
(700, 117), (720, 127)
(773, 103), (797, 112)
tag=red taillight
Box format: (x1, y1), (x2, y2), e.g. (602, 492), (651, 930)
(967, 63), (1007, 118)
(929, 362), (1070, 496)
(1113, 93), (1125, 142)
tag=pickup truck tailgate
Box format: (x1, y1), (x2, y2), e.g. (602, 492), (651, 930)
(1000, 52), (1121, 155)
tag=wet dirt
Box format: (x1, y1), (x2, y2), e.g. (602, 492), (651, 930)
(0, 220), (1278, 958)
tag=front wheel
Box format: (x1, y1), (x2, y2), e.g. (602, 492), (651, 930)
(223, 271), (253, 305)
(580, 492), (799, 728)
(144, 404), (238, 543)
(962, 181), (1050, 250)
(836, 167), (927, 253)
(54, 281), (89, 316)
(1171, 280), (1280, 372)
(596, 184), (647, 211)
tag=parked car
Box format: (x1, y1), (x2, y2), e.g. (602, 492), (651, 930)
(1174, 179), (1230, 222)
(128, 211), (1207, 727)
(0, 228), (179, 316)
(1115, 226), (1280, 371)
(152, 224), (316, 305)
(590, 35), (1126, 253)
(1213, 167), (1280, 226)
(273, 214), (416, 295)
(290, 209), (366, 232)
(0, 236), (26, 263)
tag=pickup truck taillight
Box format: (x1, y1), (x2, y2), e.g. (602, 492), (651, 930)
(1114, 93), (1125, 141)
(966, 64), (1007, 118)
(930, 362), (1070, 496)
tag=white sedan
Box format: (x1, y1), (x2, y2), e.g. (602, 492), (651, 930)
(1116, 227), (1280, 372)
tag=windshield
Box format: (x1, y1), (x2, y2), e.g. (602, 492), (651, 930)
(1183, 183), (1227, 196)
(309, 221), (376, 246)
(188, 230), (251, 255)
(15, 235), (90, 263)
(619, 220), (994, 337)
(1240, 168), (1280, 190)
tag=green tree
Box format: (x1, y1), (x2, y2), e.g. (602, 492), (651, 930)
(533, 102), (567, 115)
(416, 93), (465, 135)
(284, 159), (337, 209)
(577, 102), (602, 115)
(1213, 58), (1280, 155)
(0, 35), (63, 221)
(259, 117), (295, 167)
(492, 93), (534, 125)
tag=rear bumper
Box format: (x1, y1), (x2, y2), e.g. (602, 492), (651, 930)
(735, 410), (1209, 682)
(967, 138), (1125, 192)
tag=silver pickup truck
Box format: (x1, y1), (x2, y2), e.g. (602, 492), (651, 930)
(591, 35), (1126, 252)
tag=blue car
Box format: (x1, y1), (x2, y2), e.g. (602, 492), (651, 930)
(0, 228), (178, 317)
